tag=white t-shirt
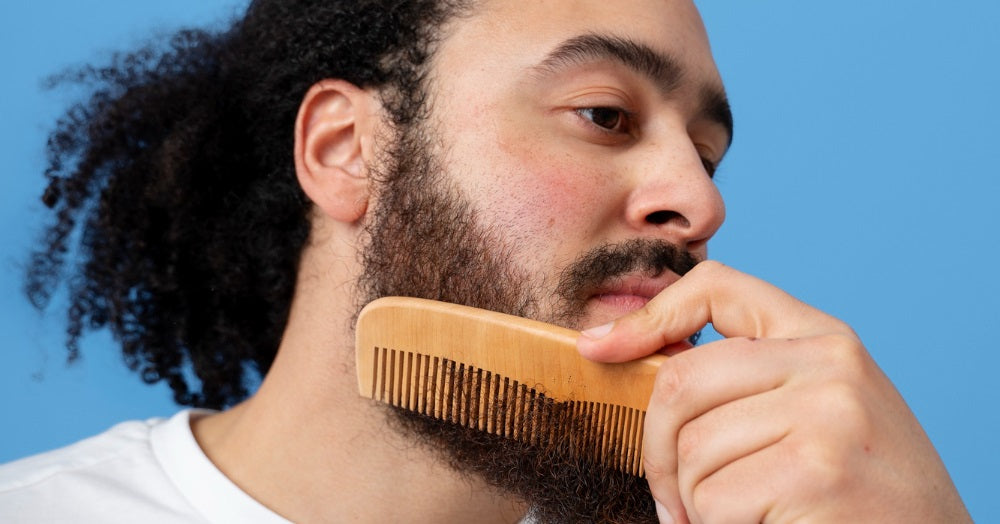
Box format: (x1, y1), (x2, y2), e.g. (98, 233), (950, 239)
(0, 410), (289, 523)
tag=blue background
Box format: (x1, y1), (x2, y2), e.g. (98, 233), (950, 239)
(1, 1), (997, 520)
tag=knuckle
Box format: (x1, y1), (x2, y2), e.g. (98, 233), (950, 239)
(830, 317), (858, 337)
(816, 333), (872, 379)
(651, 358), (691, 406)
(635, 301), (682, 347)
(641, 455), (671, 483)
(788, 437), (852, 495)
(689, 259), (727, 280)
(676, 423), (702, 464)
(634, 301), (667, 328)
(787, 384), (873, 496)
(813, 382), (872, 437)
(690, 476), (728, 524)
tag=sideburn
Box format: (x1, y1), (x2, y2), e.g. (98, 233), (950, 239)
(358, 130), (537, 320)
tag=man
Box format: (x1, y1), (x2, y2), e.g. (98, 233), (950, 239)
(0, 0), (970, 522)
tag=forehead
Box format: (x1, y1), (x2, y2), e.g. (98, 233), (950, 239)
(433, 0), (722, 91)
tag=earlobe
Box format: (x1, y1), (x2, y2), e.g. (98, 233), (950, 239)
(294, 79), (377, 223)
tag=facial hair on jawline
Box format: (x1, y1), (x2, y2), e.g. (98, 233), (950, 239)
(356, 118), (699, 524)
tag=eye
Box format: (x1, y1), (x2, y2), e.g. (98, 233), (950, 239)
(700, 156), (718, 178)
(576, 107), (631, 134)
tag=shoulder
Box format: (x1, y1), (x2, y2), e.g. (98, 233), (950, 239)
(0, 411), (206, 522)
(0, 416), (164, 488)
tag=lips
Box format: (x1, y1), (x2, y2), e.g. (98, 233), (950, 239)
(587, 271), (682, 318)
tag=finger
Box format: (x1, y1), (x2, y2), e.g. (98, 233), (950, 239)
(684, 425), (860, 524)
(647, 334), (872, 524)
(675, 386), (793, 520)
(683, 440), (787, 524)
(642, 337), (798, 524)
(579, 260), (849, 363)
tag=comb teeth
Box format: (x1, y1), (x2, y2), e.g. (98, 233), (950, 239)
(371, 346), (647, 476)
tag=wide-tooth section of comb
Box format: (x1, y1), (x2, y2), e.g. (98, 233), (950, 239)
(356, 297), (667, 477)
(368, 346), (650, 475)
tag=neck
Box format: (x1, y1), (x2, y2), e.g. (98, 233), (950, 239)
(192, 223), (525, 523)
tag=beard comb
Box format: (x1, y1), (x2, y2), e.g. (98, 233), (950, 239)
(355, 296), (666, 476)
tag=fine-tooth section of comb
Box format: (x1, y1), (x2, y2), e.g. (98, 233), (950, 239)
(356, 297), (667, 477)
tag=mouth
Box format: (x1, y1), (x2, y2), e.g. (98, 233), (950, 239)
(585, 271), (682, 322)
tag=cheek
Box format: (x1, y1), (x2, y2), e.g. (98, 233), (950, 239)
(442, 103), (620, 257)
(482, 140), (617, 250)
(509, 166), (583, 225)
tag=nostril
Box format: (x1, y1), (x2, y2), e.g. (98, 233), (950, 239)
(645, 210), (682, 225)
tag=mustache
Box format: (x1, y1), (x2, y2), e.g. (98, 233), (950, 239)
(558, 239), (699, 296)
(553, 239), (700, 325)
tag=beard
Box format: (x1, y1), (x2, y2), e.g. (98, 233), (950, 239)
(357, 122), (699, 523)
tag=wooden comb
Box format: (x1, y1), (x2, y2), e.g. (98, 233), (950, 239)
(355, 296), (666, 476)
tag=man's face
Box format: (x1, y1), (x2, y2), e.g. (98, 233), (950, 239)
(421, 0), (730, 331)
(359, 0), (729, 520)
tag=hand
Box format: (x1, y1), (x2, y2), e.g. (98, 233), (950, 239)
(578, 261), (970, 524)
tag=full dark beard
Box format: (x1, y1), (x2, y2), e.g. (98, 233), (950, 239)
(357, 125), (697, 523)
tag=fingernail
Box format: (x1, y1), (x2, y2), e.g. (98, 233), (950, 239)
(581, 321), (614, 339)
(654, 501), (675, 524)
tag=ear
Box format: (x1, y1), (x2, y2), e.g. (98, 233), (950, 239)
(294, 79), (378, 223)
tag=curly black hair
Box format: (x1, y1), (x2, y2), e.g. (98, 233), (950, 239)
(26, 0), (471, 409)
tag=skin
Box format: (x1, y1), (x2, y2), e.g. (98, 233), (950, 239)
(579, 263), (971, 523)
(193, 0), (971, 522)
(428, 0), (728, 327)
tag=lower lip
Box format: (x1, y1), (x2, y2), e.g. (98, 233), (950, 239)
(592, 294), (651, 314)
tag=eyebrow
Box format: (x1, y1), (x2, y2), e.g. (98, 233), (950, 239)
(533, 33), (734, 145)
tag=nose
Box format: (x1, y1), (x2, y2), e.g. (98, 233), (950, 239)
(623, 138), (726, 250)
